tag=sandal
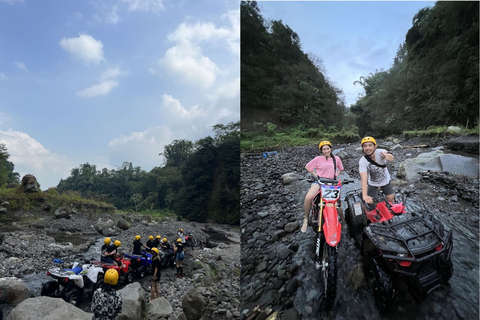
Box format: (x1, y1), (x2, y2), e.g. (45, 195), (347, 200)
(301, 218), (308, 233)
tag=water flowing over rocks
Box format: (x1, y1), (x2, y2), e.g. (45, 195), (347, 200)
(241, 136), (479, 319)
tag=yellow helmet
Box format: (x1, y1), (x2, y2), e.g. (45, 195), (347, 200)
(361, 136), (377, 146)
(135, 235), (141, 241)
(179, 229), (184, 232)
(104, 237), (111, 245)
(318, 140), (332, 151)
(151, 247), (159, 254)
(114, 240), (121, 247)
(149, 235), (154, 240)
(162, 238), (167, 243)
(104, 269), (119, 285)
(177, 238), (182, 243)
(156, 235), (161, 239)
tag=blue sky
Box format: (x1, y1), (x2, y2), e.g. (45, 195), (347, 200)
(258, 0), (435, 107)
(0, 0), (240, 188)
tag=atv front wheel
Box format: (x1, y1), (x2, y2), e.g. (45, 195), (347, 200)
(41, 280), (59, 297)
(64, 288), (81, 306)
(364, 256), (397, 314)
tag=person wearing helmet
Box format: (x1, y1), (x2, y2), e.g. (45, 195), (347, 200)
(359, 136), (395, 204)
(301, 140), (344, 232)
(150, 247), (162, 301)
(160, 237), (173, 266)
(173, 238), (185, 277)
(105, 240), (122, 267)
(91, 269), (122, 320)
(132, 235), (144, 255)
(100, 237), (111, 262)
(145, 235), (156, 252)
(153, 235), (161, 248)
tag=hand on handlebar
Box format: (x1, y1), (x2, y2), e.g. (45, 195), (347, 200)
(363, 195), (374, 204)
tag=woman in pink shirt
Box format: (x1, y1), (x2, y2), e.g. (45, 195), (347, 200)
(301, 140), (344, 232)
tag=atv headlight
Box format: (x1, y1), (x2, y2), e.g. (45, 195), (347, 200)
(397, 253), (409, 258)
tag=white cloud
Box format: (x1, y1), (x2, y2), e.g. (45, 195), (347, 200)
(159, 9), (239, 88)
(108, 125), (173, 168)
(14, 61), (27, 71)
(0, 112), (11, 126)
(161, 42), (218, 88)
(77, 80), (118, 97)
(0, 73), (7, 81)
(120, 0), (164, 13)
(60, 33), (105, 65)
(106, 6), (121, 25)
(161, 94), (204, 120)
(100, 66), (126, 80)
(0, 129), (73, 188)
(204, 77), (240, 125)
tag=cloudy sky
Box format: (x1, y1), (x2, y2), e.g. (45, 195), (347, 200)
(0, 0), (239, 188)
(258, 0), (435, 107)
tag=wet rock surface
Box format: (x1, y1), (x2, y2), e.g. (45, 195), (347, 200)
(0, 212), (240, 319)
(240, 136), (479, 319)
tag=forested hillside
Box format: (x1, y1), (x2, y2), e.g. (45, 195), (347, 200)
(57, 122), (240, 224)
(351, 1), (479, 136)
(241, 1), (346, 132)
(0, 144), (20, 187)
(241, 1), (479, 137)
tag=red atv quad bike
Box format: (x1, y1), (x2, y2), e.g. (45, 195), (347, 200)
(344, 190), (453, 314)
(94, 254), (133, 286)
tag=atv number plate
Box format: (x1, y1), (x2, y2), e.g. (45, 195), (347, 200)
(321, 185), (340, 200)
(353, 203), (362, 216)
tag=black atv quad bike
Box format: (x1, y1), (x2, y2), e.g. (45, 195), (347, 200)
(344, 190), (453, 314)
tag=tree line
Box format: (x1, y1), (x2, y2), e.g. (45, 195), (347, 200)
(0, 143), (20, 187)
(241, 1), (478, 137)
(241, 1), (347, 132)
(57, 122), (240, 225)
(351, 1), (479, 136)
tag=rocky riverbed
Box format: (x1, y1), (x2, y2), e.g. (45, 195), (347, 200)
(240, 135), (479, 320)
(0, 211), (240, 320)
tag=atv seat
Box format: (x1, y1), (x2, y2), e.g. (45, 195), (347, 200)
(62, 265), (83, 275)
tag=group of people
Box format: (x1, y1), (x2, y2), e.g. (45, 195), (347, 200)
(92, 228), (189, 318)
(301, 136), (394, 232)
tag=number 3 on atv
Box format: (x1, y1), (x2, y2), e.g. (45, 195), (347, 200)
(308, 177), (353, 311)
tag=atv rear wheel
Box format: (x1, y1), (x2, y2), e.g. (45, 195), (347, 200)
(345, 193), (366, 248)
(364, 256), (397, 314)
(64, 288), (81, 306)
(318, 235), (337, 311)
(41, 280), (59, 297)
(437, 256), (454, 281)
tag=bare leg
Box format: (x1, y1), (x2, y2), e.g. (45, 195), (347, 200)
(385, 193), (395, 203)
(302, 184), (320, 232)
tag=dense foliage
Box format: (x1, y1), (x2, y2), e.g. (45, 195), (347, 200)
(241, 1), (347, 132)
(351, 1), (479, 136)
(0, 144), (20, 187)
(57, 122), (240, 225)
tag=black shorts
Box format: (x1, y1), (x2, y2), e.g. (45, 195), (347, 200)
(367, 181), (394, 197)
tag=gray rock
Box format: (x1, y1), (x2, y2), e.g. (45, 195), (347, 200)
(95, 218), (115, 232)
(284, 221), (298, 233)
(0, 207), (7, 214)
(21, 174), (39, 193)
(54, 206), (71, 219)
(146, 297), (174, 319)
(118, 282), (146, 320)
(182, 287), (207, 320)
(281, 173), (303, 185)
(447, 126), (462, 133)
(0, 277), (32, 305)
(117, 218), (131, 230)
(6, 296), (91, 320)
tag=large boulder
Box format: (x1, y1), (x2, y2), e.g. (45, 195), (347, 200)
(5, 296), (91, 320)
(21, 174), (39, 193)
(117, 218), (131, 230)
(182, 287), (207, 320)
(146, 297), (174, 320)
(117, 282), (146, 320)
(398, 150), (479, 181)
(0, 278), (32, 306)
(95, 218), (115, 233)
(53, 206), (71, 219)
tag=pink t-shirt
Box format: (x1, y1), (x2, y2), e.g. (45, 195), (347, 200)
(305, 156), (344, 179)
